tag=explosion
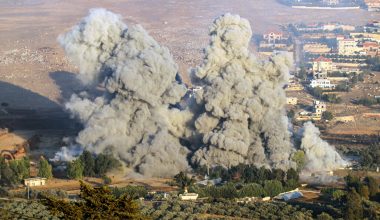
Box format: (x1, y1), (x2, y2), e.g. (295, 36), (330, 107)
(190, 14), (295, 170)
(56, 8), (349, 177)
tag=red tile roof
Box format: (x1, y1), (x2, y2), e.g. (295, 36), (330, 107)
(363, 41), (379, 48)
(314, 56), (332, 62)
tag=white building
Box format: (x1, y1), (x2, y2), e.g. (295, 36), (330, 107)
(312, 56), (333, 73)
(338, 39), (362, 55)
(179, 189), (198, 201)
(314, 100), (327, 116)
(322, 0), (339, 5)
(310, 79), (335, 89)
(24, 177), (47, 187)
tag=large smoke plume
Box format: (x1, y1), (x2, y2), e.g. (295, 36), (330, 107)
(58, 8), (192, 177)
(190, 14), (295, 170)
(57, 8), (348, 178)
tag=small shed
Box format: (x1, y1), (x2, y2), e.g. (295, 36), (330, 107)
(24, 177), (47, 187)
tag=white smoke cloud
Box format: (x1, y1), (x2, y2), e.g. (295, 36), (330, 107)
(300, 122), (349, 173)
(50, 145), (83, 162)
(58, 8), (192, 177)
(190, 14), (295, 170)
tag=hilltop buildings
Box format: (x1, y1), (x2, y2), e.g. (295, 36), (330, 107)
(364, 0), (380, 11)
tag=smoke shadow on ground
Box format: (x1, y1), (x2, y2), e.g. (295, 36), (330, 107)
(49, 71), (83, 104)
(0, 80), (80, 130)
(49, 71), (103, 104)
(0, 80), (60, 110)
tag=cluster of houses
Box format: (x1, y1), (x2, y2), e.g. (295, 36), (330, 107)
(290, 0), (380, 11)
(258, 31), (294, 62)
(364, 0), (380, 11)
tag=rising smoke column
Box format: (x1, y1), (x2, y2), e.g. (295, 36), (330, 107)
(59, 9), (192, 177)
(190, 14), (296, 170)
(300, 122), (349, 173)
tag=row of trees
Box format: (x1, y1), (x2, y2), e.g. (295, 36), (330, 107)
(360, 144), (380, 170)
(39, 181), (144, 220)
(0, 156), (30, 187)
(189, 163), (302, 199)
(308, 87), (342, 104)
(66, 150), (121, 180)
(366, 57), (380, 71)
(140, 197), (337, 220)
(195, 164), (300, 186)
(319, 174), (380, 220)
(192, 180), (293, 199)
(0, 156), (53, 187)
(355, 97), (380, 106)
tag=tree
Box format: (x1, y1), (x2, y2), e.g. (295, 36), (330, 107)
(345, 188), (363, 220)
(287, 109), (295, 119)
(41, 181), (144, 220)
(79, 150), (95, 177)
(345, 174), (361, 192)
(271, 169), (285, 182)
(67, 159), (84, 180)
(322, 111), (334, 121)
(95, 153), (121, 176)
(263, 180), (283, 197)
(358, 184), (369, 200)
(38, 157), (53, 179)
(0, 156), (30, 186)
(292, 151), (306, 172)
(286, 168), (299, 182)
(317, 212), (333, 220)
(174, 172), (195, 190)
(365, 176), (379, 198)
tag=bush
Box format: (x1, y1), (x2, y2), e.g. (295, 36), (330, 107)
(111, 185), (148, 199)
(102, 175), (112, 185)
(322, 111), (334, 120)
(263, 180), (283, 197)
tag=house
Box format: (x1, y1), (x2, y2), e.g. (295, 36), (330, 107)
(263, 31), (283, 44)
(286, 97), (298, 105)
(275, 189), (303, 201)
(322, 0), (339, 5)
(24, 177), (47, 187)
(334, 116), (355, 123)
(303, 43), (331, 54)
(364, 21), (380, 33)
(196, 178), (222, 186)
(179, 189), (198, 201)
(334, 62), (362, 73)
(285, 83), (304, 91)
(350, 32), (380, 43)
(363, 41), (379, 56)
(338, 39), (361, 55)
(312, 56), (333, 73)
(310, 78), (335, 89)
(314, 100), (327, 116)
(237, 197), (258, 204)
